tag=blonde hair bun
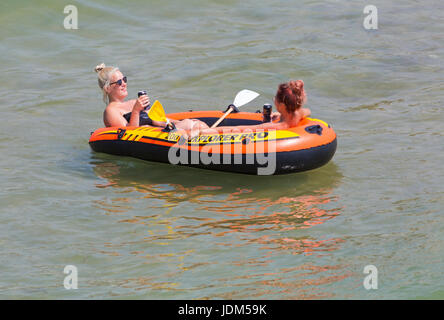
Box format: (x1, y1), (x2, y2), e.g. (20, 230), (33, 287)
(94, 63), (106, 73)
(94, 63), (119, 104)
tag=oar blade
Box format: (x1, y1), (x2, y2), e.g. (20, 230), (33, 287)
(148, 100), (167, 122)
(233, 89), (260, 108)
(211, 89), (260, 128)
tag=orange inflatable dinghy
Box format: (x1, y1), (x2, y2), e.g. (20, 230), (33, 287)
(89, 111), (337, 175)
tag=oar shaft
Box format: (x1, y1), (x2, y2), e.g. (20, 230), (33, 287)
(211, 90), (259, 129)
(211, 108), (233, 128)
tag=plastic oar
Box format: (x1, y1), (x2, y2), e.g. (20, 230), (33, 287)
(147, 100), (167, 122)
(210, 89), (260, 128)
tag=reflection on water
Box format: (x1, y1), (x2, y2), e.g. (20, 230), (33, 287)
(90, 154), (348, 299)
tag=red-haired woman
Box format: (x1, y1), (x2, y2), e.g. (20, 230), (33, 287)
(268, 79), (311, 129)
(187, 80), (311, 137)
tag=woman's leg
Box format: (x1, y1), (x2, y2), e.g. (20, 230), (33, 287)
(192, 119), (210, 130)
(175, 119), (209, 131)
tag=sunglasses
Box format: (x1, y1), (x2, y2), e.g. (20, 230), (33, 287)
(110, 76), (127, 86)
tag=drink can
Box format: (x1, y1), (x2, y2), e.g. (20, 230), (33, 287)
(263, 104), (272, 122)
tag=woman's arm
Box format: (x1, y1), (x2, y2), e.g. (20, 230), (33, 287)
(103, 96), (149, 127)
(301, 108), (311, 118)
(127, 109), (141, 127)
(152, 120), (168, 127)
(103, 104), (141, 127)
(128, 95), (150, 126)
(103, 106), (128, 127)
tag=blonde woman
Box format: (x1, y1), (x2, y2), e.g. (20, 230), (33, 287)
(94, 63), (209, 130)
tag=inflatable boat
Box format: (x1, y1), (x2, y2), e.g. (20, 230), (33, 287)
(89, 110), (337, 175)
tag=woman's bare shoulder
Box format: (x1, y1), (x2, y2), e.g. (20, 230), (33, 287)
(103, 103), (119, 116)
(300, 107), (311, 118)
(105, 101), (121, 110)
(105, 100), (134, 114)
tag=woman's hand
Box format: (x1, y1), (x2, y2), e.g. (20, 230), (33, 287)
(133, 95), (150, 113)
(271, 112), (281, 122)
(127, 95), (150, 127)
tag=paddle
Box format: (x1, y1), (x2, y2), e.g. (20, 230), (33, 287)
(147, 100), (178, 131)
(210, 89), (260, 128)
(147, 100), (167, 123)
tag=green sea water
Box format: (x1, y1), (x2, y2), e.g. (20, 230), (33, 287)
(0, 0), (443, 299)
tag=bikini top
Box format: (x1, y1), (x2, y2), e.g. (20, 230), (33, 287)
(122, 110), (153, 126)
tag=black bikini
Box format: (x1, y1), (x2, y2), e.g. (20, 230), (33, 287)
(122, 110), (153, 126)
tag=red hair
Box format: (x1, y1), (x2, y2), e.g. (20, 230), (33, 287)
(275, 80), (305, 113)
